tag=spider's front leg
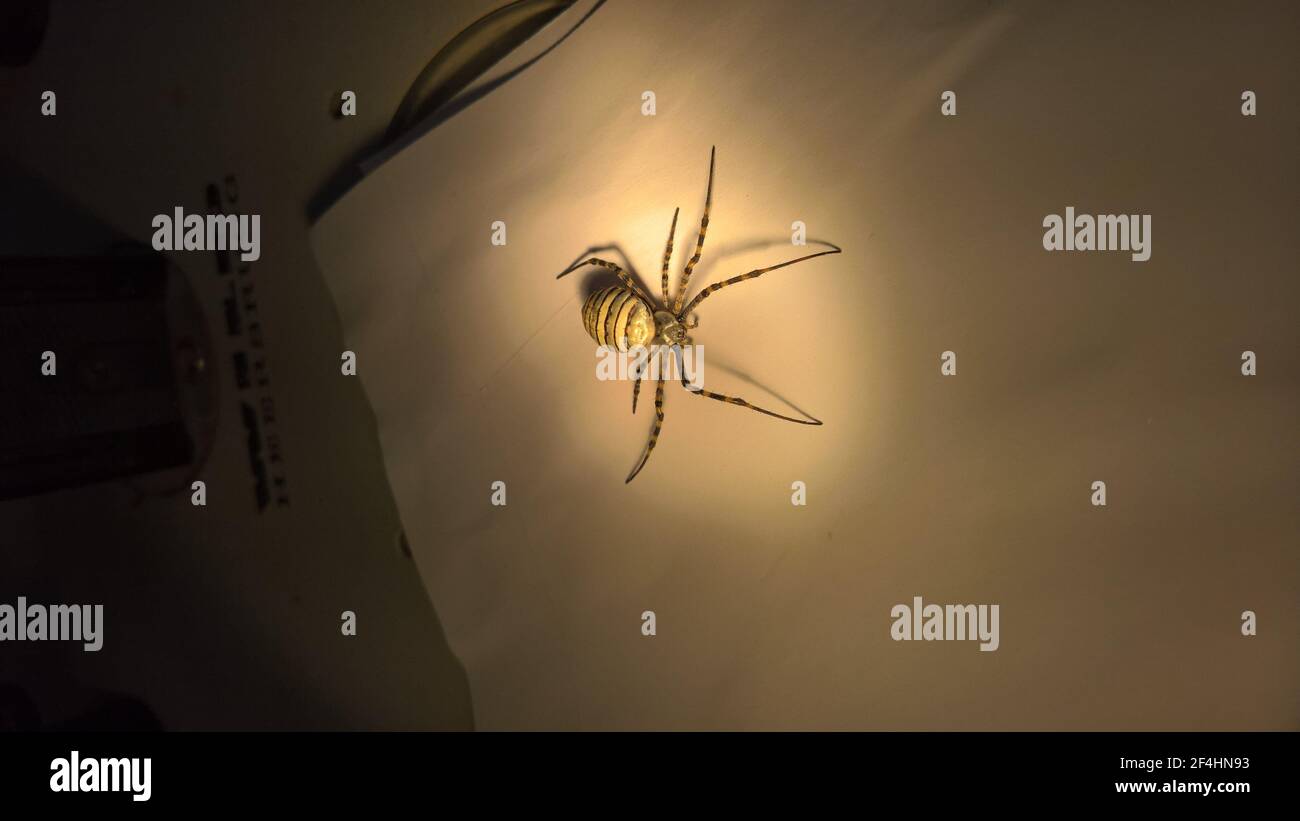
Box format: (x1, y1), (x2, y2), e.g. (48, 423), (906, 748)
(660, 207), (680, 309)
(673, 346), (821, 425)
(673, 146), (716, 315)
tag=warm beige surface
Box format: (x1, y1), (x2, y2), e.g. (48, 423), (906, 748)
(314, 0), (1298, 730)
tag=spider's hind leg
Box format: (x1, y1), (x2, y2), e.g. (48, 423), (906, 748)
(558, 256), (655, 306)
(631, 355), (644, 414)
(626, 375), (666, 483)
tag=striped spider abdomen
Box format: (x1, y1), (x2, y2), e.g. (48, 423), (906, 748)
(581, 285), (656, 351)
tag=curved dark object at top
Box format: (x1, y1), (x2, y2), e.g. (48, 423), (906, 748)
(388, 0), (576, 139)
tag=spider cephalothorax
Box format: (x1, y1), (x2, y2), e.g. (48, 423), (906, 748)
(559, 147), (841, 483)
(653, 311), (691, 346)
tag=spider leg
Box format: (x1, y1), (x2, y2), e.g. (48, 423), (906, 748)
(631, 349), (646, 414)
(626, 374), (666, 483)
(673, 345), (821, 425)
(680, 245), (841, 317)
(672, 146), (715, 314)
(660, 207), (680, 308)
(558, 256), (656, 305)
(558, 244), (645, 288)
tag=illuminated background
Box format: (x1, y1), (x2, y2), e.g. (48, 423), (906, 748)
(1, 0), (1296, 730)
(314, 0), (1298, 729)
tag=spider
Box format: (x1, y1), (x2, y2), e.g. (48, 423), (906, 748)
(558, 147), (842, 483)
